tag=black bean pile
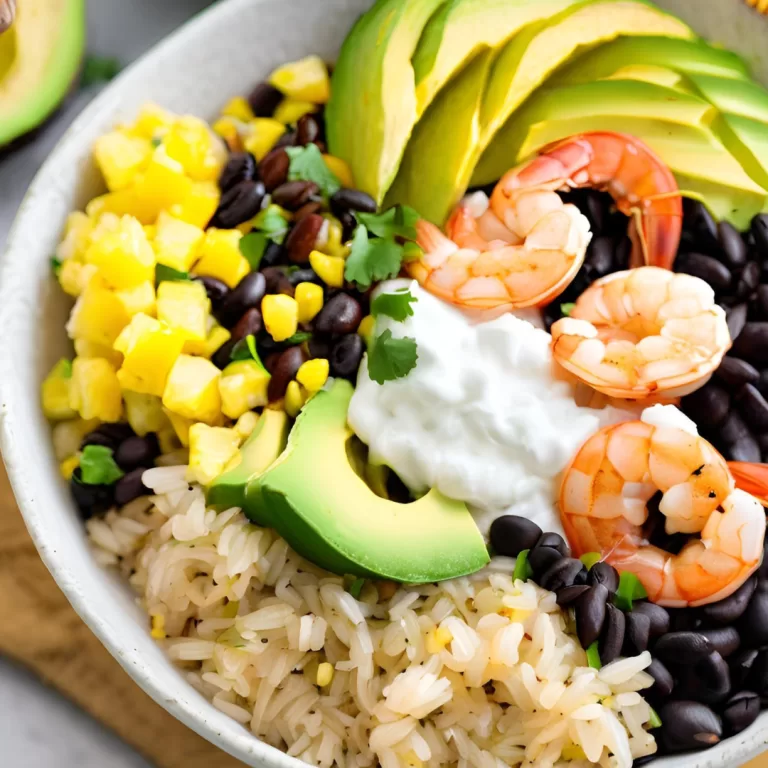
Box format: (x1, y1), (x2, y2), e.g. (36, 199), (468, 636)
(491, 514), (768, 760)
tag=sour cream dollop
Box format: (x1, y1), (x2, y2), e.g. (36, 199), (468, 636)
(348, 280), (636, 535)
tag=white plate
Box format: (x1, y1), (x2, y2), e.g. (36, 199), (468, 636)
(1, 0), (767, 765)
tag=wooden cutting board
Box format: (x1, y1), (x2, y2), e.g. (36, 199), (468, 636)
(0, 460), (764, 768)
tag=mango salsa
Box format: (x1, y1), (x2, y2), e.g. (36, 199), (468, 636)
(84, 215), (155, 290)
(187, 424), (241, 486)
(194, 228), (249, 288)
(93, 131), (152, 192)
(123, 391), (169, 437)
(41, 359), (76, 420)
(66, 280), (131, 348)
(157, 280), (209, 341)
(69, 357), (123, 423)
(162, 355), (222, 424)
(153, 211), (204, 273)
(218, 360), (271, 419)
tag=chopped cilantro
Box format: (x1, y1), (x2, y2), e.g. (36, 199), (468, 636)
(580, 552), (602, 570)
(357, 205), (419, 241)
(614, 571), (648, 612)
(513, 549), (534, 582)
(367, 330), (418, 385)
(81, 56), (121, 87)
(239, 231), (268, 269)
(229, 335), (267, 370)
(283, 331), (312, 345)
(57, 359), (73, 379)
(402, 241), (423, 262)
(50, 256), (62, 276)
(253, 204), (291, 244)
(155, 264), (190, 284)
(371, 288), (417, 322)
(79, 445), (124, 486)
(285, 143), (341, 197)
(648, 706), (662, 729)
(345, 225), (405, 290)
(150, 136), (163, 148)
(348, 578), (365, 599)
(586, 641), (602, 670)
(560, 302), (576, 317)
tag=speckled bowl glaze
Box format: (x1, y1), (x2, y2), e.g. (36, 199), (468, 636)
(1, 0), (767, 765)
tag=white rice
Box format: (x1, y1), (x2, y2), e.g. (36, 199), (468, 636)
(89, 464), (658, 767)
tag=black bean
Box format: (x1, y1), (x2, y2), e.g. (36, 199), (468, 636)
(209, 180), (266, 229)
(285, 213), (325, 265)
(556, 584), (590, 607)
(668, 607), (702, 633)
(295, 113), (322, 146)
(677, 651), (731, 706)
(660, 700), (722, 752)
(758, 369), (768, 399)
(736, 383), (768, 431)
(114, 468), (151, 506)
(271, 180), (320, 211)
(726, 302), (748, 342)
(647, 657), (674, 698)
(231, 307), (263, 342)
(715, 356), (760, 387)
(599, 603), (625, 665)
(70, 470), (114, 518)
(81, 423), (135, 452)
(738, 583), (768, 647)
(338, 209), (357, 242)
(275, 130), (298, 149)
(718, 220), (749, 268)
(285, 269), (319, 289)
(260, 241), (287, 268)
(730, 648), (760, 690)
(329, 334), (364, 379)
(681, 383), (730, 428)
(632, 601), (671, 639)
(702, 575), (757, 625)
(728, 435), (762, 463)
(654, 632), (713, 665)
(585, 236), (615, 277)
(723, 691), (760, 735)
(732, 322), (768, 365)
(632, 757), (656, 767)
(719, 409), (753, 444)
(685, 199), (720, 249)
(195, 276), (230, 308)
(737, 261), (761, 299)
(267, 346), (308, 402)
(752, 213), (768, 258)
(259, 147), (290, 191)
(212, 338), (237, 370)
(294, 201), (324, 222)
(535, 531), (570, 558)
(527, 545), (561, 577)
(749, 648), (768, 696)
(247, 81), (283, 117)
(218, 152), (257, 192)
(676, 252), (732, 291)
(756, 285), (768, 319)
(114, 435), (159, 472)
(489, 515), (542, 558)
(584, 192), (608, 235)
(698, 627), (740, 658)
(216, 272), (267, 328)
(614, 235), (632, 270)
(308, 335), (332, 360)
(314, 293), (363, 335)
(587, 561), (618, 594)
(330, 188), (378, 216)
(260, 266), (295, 298)
(575, 584), (609, 648)
(540, 558), (586, 592)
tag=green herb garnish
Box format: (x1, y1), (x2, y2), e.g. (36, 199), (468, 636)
(150, 137), (163, 148)
(283, 331), (313, 345)
(560, 302), (576, 317)
(229, 334), (265, 367)
(81, 56), (122, 87)
(55, 359), (73, 379)
(371, 288), (417, 322)
(239, 231), (269, 270)
(513, 549), (534, 582)
(357, 205), (419, 240)
(349, 578), (365, 599)
(580, 552), (602, 570)
(50, 256), (62, 276)
(614, 571), (648, 612)
(648, 706), (662, 729)
(586, 641), (602, 670)
(345, 224), (405, 291)
(367, 329), (418, 385)
(285, 143), (341, 197)
(155, 264), (191, 284)
(79, 445), (124, 486)
(253, 205), (291, 244)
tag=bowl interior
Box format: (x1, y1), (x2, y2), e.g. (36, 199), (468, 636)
(2, 0), (768, 766)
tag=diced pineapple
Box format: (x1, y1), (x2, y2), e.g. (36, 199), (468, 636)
(183, 322), (231, 359)
(94, 131), (152, 191)
(273, 99), (315, 125)
(56, 212), (93, 262)
(170, 181), (220, 229)
(131, 146), (195, 223)
(74, 339), (124, 368)
(69, 357), (123, 422)
(60, 455), (80, 481)
(186, 424), (241, 486)
(123, 391), (169, 437)
(269, 55), (330, 103)
(162, 355), (222, 424)
(58, 260), (98, 297)
(163, 407), (195, 447)
(41, 359), (76, 420)
(114, 313), (185, 396)
(157, 280), (209, 341)
(222, 97), (255, 123)
(164, 115), (227, 182)
(89, 211), (121, 239)
(52, 418), (100, 461)
(218, 360), (271, 419)
(66, 280), (131, 347)
(193, 228), (250, 288)
(115, 280), (157, 317)
(84, 215), (155, 289)
(234, 410), (260, 440)
(212, 117), (242, 151)
(129, 103), (175, 140)
(243, 119), (286, 161)
(153, 211), (204, 273)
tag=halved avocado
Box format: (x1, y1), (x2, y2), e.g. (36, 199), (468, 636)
(250, 379), (490, 582)
(0, 0), (85, 147)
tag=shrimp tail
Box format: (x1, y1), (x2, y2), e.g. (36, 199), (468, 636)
(728, 461), (768, 506)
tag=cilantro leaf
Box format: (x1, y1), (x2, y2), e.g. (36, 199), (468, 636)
(253, 204), (290, 244)
(229, 335), (267, 371)
(50, 256), (62, 276)
(586, 641), (602, 670)
(513, 549), (534, 582)
(155, 264), (190, 284)
(371, 288), (417, 322)
(579, 552), (602, 570)
(79, 445), (124, 485)
(560, 302), (576, 317)
(239, 232), (268, 269)
(367, 330), (418, 384)
(648, 707), (662, 729)
(150, 136), (163, 148)
(283, 331), (312, 345)
(285, 144), (341, 197)
(614, 571), (648, 612)
(55, 359), (73, 379)
(345, 225), (405, 290)
(348, 578), (365, 599)
(358, 205), (419, 240)
(81, 56), (121, 87)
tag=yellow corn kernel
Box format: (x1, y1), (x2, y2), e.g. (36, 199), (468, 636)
(318, 216), (344, 257)
(501, 608), (531, 623)
(69, 357), (123, 423)
(153, 211), (205, 273)
(74, 338), (123, 369)
(294, 281), (323, 324)
(269, 55), (330, 103)
(157, 280), (209, 341)
(234, 410), (260, 440)
(58, 260), (98, 297)
(425, 625), (453, 654)
(183, 322), (231, 359)
(186, 424), (241, 486)
(262, 294), (299, 342)
(284, 380), (307, 418)
(129, 103), (175, 140)
(243, 118), (286, 161)
(164, 115), (227, 182)
(194, 228), (250, 288)
(115, 280), (157, 317)
(309, 250), (345, 288)
(316, 662), (334, 688)
(122, 391), (168, 437)
(66, 281), (131, 348)
(358, 314), (375, 343)
(56, 212), (93, 262)
(273, 99), (315, 125)
(157, 426), (181, 455)
(163, 407), (194, 447)
(323, 155), (354, 189)
(150, 614), (166, 640)
(60, 455), (80, 481)
(222, 96), (255, 123)
(52, 418), (100, 461)
(212, 117), (242, 151)
(42, 359), (76, 420)
(162, 355), (222, 424)
(296, 359), (329, 393)
(84, 215), (155, 290)
(93, 131), (152, 192)
(169, 181), (220, 230)
(114, 313), (185, 397)
(218, 360), (271, 419)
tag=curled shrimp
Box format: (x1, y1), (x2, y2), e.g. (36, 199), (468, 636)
(410, 131), (682, 312)
(560, 412), (766, 607)
(550, 267), (731, 400)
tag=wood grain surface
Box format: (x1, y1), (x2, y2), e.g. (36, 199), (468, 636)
(0, 460), (764, 768)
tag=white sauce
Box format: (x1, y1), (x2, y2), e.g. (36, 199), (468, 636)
(348, 280), (637, 536)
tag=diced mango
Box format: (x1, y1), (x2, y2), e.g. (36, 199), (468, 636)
(170, 181), (220, 229)
(222, 97), (255, 123)
(284, 380), (307, 418)
(58, 260), (98, 297)
(218, 360), (271, 419)
(52, 418), (100, 461)
(153, 211), (204, 273)
(186, 424), (241, 486)
(318, 215), (347, 258)
(115, 280), (157, 317)
(194, 228), (250, 288)
(309, 250), (345, 288)
(60, 455), (80, 481)
(163, 115), (227, 182)
(123, 391), (169, 437)
(84, 215), (155, 290)
(295, 281), (323, 323)
(157, 280), (209, 341)
(234, 410), (260, 440)
(269, 55), (330, 104)
(162, 355), (222, 424)
(66, 281), (131, 347)
(163, 407), (194, 447)
(69, 357), (123, 422)
(296, 359), (329, 393)
(42, 359), (76, 420)
(273, 99), (315, 125)
(129, 146), (195, 223)
(212, 117), (242, 151)
(129, 103), (175, 140)
(74, 338), (124, 369)
(157, 426), (182, 455)
(243, 118), (285, 161)
(114, 313), (185, 396)
(323, 155), (354, 189)
(262, 294), (298, 342)
(94, 131), (152, 192)
(56, 212), (93, 262)
(183, 322), (231, 359)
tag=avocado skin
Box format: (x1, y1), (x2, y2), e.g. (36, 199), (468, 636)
(250, 379), (490, 583)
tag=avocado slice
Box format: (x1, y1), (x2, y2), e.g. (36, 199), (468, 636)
(251, 379), (490, 582)
(207, 409), (289, 511)
(0, 0), (85, 147)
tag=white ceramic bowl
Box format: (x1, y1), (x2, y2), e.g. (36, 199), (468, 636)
(2, 0), (768, 765)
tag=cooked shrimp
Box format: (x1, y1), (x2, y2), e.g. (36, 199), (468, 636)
(409, 131), (682, 311)
(560, 416), (766, 607)
(728, 462), (768, 506)
(550, 267), (731, 400)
